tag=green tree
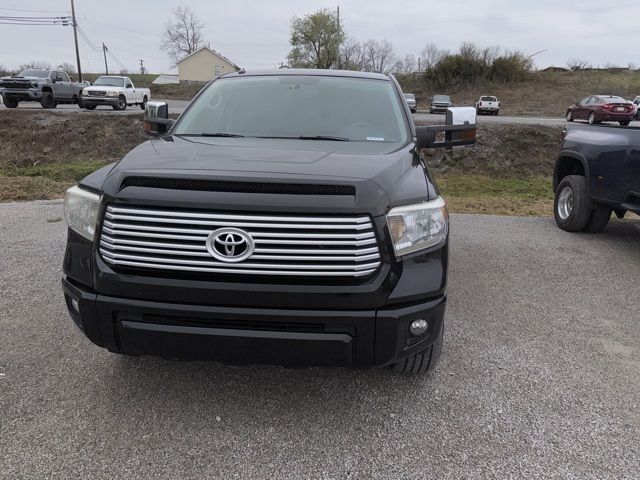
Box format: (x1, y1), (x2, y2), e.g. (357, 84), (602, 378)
(287, 9), (344, 69)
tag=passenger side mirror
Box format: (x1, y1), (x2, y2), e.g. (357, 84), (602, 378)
(127, 83), (133, 88)
(144, 101), (175, 137)
(415, 106), (476, 150)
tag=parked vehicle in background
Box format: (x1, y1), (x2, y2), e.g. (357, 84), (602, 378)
(553, 123), (640, 232)
(403, 93), (417, 113)
(429, 95), (452, 114)
(633, 95), (640, 120)
(566, 95), (635, 126)
(0, 69), (84, 109)
(476, 96), (500, 115)
(80, 75), (150, 111)
(61, 69), (477, 374)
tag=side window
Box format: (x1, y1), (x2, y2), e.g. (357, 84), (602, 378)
(126, 79), (133, 88)
(60, 72), (70, 82)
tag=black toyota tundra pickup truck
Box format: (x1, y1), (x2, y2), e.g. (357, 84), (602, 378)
(62, 69), (476, 374)
(553, 123), (640, 232)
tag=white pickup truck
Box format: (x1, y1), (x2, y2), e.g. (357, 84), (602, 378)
(476, 95), (500, 115)
(80, 75), (150, 111)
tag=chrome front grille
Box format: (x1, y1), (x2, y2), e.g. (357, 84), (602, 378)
(87, 90), (106, 96)
(99, 205), (382, 277)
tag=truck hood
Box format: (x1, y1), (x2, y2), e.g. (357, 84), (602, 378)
(98, 136), (433, 216)
(0, 75), (40, 81)
(84, 85), (123, 92)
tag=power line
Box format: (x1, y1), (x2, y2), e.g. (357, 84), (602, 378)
(0, 7), (70, 14)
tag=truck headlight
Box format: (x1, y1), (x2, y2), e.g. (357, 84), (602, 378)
(386, 197), (448, 257)
(64, 185), (101, 241)
(30, 81), (38, 88)
(106, 91), (118, 97)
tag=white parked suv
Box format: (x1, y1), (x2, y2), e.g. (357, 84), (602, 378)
(81, 75), (150, 111)
(476, 95), (500, 115)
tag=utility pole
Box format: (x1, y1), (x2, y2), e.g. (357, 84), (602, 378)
(336, 6), (341, 70)
(139, 59), (145, 75)
(102, 43), (109, 74)
(70, 0), (82, 82)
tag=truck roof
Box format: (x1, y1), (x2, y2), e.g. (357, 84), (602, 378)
(222, 68), (390, 81)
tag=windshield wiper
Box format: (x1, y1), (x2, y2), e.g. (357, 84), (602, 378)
(200, 132), (245, 138)
(255, 135), (349, 141)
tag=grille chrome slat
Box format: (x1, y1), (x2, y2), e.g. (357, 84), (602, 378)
(100, 205), (382, 278)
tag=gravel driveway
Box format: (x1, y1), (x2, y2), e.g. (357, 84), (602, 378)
(1, 201), (638, 479)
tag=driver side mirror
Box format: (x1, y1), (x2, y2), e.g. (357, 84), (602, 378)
(144, 101), (175, 137)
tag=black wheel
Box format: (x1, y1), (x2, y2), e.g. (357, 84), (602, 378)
(588, 112), (598, 125)
(619, 120), (630, 126)
(140, 95), (148, 111)
(566, 110), (574, 122)
(583, 206), (612, 233)
(84, 104), (96, 110)
(40, 92), (56, 109)
(3, 96), (18, 108)
(113, 95), (127, 110)
(554, 175), (591, 232)
(493, 110), (499, 116)
(390, 324), (443, 375)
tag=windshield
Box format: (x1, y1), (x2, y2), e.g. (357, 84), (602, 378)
(433, 95), (450, 102)
(93, 76), (125, 87)
(601, 96), (628, 103)
(174, 75), (408, 144)
(481, 96), (497, 102)
(18, 70), (49, 78)
(403, 93), (415, 100)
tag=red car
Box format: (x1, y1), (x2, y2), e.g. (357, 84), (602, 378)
(566, 95), (636, 126)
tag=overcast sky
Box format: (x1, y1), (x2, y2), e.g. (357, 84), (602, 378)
(1, 0), (639, 74)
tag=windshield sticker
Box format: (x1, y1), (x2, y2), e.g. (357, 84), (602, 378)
(366, 137), (385, 142)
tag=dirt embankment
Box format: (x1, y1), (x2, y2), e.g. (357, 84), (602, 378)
(422, 123), (561, 177)
(0, 111), (561, 212)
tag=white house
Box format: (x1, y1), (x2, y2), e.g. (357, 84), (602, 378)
(177, 46), (241, 82)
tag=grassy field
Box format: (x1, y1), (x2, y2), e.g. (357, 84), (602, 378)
(400, 70), (640, 116)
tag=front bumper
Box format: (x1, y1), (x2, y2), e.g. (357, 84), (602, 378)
(1, 88), (42, 100)
(62, 275), (446, 369)
(81, 95), (119, 106)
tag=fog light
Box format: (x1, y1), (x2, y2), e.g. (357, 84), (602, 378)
(71, 298), (80, 313)
(409, 319), (428, 336)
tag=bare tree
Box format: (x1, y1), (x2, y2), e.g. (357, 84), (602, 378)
(340, 37), (367, 71)
(566, 57), (589, 71)
(393, 54), (417, 74)
(18, 60), (52, 71)
(420, 43), (448, 70)
(362, 39), (396, 74)
(57, 62), (76, 75)
(160, 6), (205, 66)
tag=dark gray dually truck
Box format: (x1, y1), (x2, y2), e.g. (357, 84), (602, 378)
(554, 123), (640, 232)
(62, 69), (476, 374)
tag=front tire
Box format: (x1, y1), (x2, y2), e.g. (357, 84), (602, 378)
(620, 120), (630, 126)
(588, 112), (598, 125)
(3, 96), (18, 108)
(40, 92), (57, 109)
(113, 95), (127, 110)
(554, 175), (592, 232)
(391, 325), (443, 375)
(566, 110), (574, 122)
(140, 95), (148, 111)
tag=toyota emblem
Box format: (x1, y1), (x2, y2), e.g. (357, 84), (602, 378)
(206, 227), (255, 263)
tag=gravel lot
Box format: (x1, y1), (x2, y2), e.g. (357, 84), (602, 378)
(1, 201), (639, 479)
